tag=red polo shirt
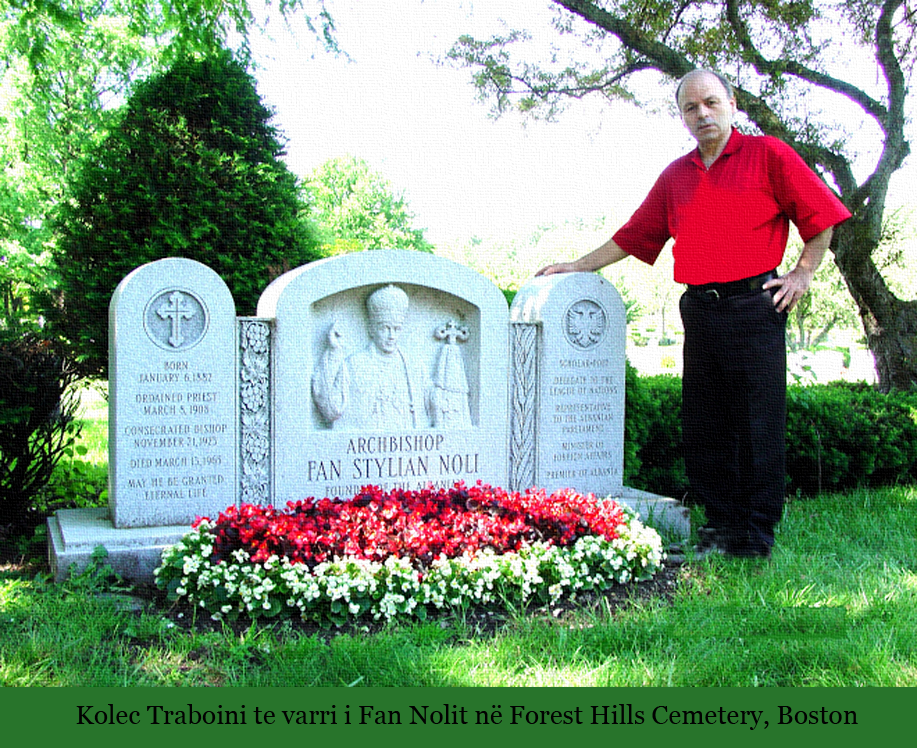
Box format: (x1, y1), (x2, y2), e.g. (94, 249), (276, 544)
(612, 129), (852, 284)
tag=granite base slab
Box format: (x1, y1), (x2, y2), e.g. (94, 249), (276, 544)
(48, 507), (189, 584)
(48, 489), (689, 585)
(615, 486), (691, 539)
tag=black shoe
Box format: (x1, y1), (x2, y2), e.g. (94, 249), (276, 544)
(725, 544), (772, 561)
(717, 529), (773, 560)
(691, 526), (725, 560)
(694, 525), (721, 548)
(691, 542), (725, 560)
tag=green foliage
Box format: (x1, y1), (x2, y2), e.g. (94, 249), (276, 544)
(0, 2), (142, 333)
(65, 545), (133, 595)
(52, 50), (323, 375)
(1, 0), (159, 242)
(624, 371), (917, 497)
(0, 331), (80, 532)
(303, 155), (433, 254)
(623, 365), (685, 496)
(785, 381), (917, 495)
(42, 396), (108, 513)
(0, 251), (57, 335)
(0, 2), (335, 354)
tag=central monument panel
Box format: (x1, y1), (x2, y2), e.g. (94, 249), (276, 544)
(258, 250), (510, 505)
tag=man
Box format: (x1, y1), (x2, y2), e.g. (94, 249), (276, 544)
(538, 69), (851, 559)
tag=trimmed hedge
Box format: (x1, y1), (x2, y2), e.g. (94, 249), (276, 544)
(784, 381), (917, 494)
(623, 366), (686, 497)
(624, 367), (917, 497)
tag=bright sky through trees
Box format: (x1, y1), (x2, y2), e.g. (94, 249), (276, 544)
(248, 0), (917, 248)
(248, 0), (692, 246)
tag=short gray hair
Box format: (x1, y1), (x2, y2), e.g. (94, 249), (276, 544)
(675, 69), (734, 106)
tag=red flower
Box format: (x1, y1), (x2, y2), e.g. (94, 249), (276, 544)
(197, 483), (627, 569)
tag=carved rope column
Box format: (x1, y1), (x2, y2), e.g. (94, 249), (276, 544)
(509, 321), (539, 492)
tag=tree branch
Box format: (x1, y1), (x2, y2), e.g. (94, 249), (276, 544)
(860, 0), (911, 226)
(553, 1), (859, 199)
(724, 0), (888, 126)
(553, 0), (695, 78)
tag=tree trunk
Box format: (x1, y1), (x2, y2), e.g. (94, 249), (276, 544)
(833, 220), (917, 392)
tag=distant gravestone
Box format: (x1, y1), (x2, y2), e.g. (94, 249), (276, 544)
(108, 258), (238, 527)
(257, 250), (510, 504)
(510, 273), (626, 497)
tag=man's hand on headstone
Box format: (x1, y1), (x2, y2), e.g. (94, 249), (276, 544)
(536, 261), (579, 277)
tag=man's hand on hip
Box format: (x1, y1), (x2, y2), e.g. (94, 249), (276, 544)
(763, 268), (814, 313)
(763, 226), (834, 313)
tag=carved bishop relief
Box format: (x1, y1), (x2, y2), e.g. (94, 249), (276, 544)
(312, 285), (427, 430)
(311, 286), (476, 432)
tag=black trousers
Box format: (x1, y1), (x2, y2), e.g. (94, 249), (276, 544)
(679, 285), (787, 555)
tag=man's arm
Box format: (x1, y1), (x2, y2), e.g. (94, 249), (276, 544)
(536, 237), (630, 276)
(763, 226), (834, 313)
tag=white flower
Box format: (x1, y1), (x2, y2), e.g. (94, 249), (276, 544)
(154, 499), (665, 623)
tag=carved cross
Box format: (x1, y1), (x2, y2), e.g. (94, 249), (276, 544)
(157, 291), (196, 348)
(436, 319), (469, 345)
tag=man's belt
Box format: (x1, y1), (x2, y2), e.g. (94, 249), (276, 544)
(687, 270), (778, 301)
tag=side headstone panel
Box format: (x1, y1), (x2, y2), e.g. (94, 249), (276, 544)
(510, 273), (626, 497)
(109, 258), (238, 527)
(258, 250), (510, 505)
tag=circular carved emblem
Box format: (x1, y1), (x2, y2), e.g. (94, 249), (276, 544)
(563, 298), (607, 350)
(144, 289), (209, 351)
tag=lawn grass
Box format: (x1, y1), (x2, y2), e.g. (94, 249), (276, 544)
(2, 389), (915, 687)
(36, 382), (109, 513)
(3, 484), (915, 686)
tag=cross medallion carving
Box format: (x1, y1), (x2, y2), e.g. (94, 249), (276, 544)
(157, 291), (197, 348)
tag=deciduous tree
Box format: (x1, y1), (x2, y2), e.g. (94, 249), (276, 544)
(450, 0), (917, 390)
(303, 155), (434, 254)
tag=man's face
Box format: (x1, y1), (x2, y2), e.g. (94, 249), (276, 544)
(678, 73), (736, 151)
(370, 317), (403, 354)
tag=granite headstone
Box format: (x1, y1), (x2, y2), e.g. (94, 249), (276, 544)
(510, 272), (626, 496)
(108, 257), (238, 527)
(50, 255), (688, 584)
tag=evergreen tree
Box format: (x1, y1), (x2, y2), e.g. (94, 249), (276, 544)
(53, 49), (322, 375)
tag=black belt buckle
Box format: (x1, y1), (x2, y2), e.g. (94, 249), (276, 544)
(691, 270), (776, 301)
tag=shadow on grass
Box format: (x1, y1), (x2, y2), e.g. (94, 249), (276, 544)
(2, 487), (915, 686)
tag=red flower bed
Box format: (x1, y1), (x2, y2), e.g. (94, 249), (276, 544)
(200, 483), (627, 568)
